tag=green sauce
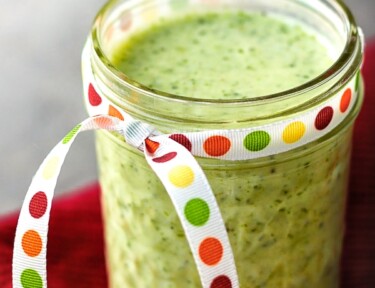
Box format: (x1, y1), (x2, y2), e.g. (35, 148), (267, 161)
(97, 10), (350, 288)
(111, 12), (334, 99)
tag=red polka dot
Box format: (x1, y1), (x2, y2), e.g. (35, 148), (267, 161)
(199, 237), (223, 266)
(88, 83), (102, 106)
(29, 192), (48, 219)
(203, 136), (231, 157)
(340, 88), (352, 113)
(169, 134), (192, 151)
(315, 106), (334, 130)
(210, 275), (232, 288)
(152, 152), (177, 163)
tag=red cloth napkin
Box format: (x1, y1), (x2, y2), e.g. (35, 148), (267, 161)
(1, 42), (375, 287)
(0, 183), (107, 288)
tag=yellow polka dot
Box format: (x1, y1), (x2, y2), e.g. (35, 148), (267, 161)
(168, 165), (195, 188)
(282, 121), (306, 144)
(42, 156), (60, 180)
(140, 0), (159, 22)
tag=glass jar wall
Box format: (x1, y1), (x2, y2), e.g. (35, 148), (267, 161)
(84, 0), (363, 287)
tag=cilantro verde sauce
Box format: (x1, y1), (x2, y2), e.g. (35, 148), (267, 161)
(97, 10), (348, 288)
(111, 12), (334, 99)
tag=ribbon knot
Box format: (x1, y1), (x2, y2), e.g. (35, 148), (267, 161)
(119, 118), (158, 150)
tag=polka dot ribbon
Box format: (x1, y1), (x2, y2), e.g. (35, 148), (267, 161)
(12, 39), (360, 288)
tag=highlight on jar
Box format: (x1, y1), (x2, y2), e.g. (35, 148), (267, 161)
(9, 0), (366, 288)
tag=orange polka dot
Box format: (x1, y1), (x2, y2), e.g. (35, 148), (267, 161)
(203, 136), (231, 157)
(199, 237), (223, 266)
(94, 116), (114, 129)
(340, 88), (352, 113)
(145, 138), (160, 154)
(22, 230), (42, 257)
(108, 105), (124, 121)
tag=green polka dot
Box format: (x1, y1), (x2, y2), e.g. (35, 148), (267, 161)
(62, 124), (81, 144)
(184, 198), (210, 226)
(21, 269), (43, 288)
(244, 131), (271, 151)
(355, 70), (360, 92)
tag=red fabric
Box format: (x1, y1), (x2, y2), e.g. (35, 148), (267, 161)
(0, 184), (107, 288)
(1, 42), (375, 288)
(341, 39), (375, 287)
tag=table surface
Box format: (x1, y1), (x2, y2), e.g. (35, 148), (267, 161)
(0, 0), (375, 214)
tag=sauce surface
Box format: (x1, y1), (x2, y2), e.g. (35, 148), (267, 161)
(112, 11), (334, 99)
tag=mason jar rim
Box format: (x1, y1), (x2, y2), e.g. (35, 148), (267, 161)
(90, 0), (362, 107)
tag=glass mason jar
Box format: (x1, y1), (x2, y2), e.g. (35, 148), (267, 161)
(83, 0), (363, 287)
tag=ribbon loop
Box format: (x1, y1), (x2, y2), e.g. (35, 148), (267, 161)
(12, 116), (122, 288)
(12, 115), (239, 288)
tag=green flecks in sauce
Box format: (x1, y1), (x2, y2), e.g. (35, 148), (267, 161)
(98, 127), (352, 287)
(112, 12), (334, 99)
